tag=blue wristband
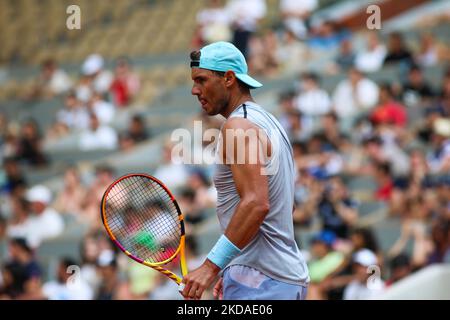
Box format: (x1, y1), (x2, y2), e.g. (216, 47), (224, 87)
(207, 235), (241, 269)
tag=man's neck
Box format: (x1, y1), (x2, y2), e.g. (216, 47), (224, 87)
(221, 92), (254, 119)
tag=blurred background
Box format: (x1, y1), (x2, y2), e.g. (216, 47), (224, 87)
(0, 0), (449, 300)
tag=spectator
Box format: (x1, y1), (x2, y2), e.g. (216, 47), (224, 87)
(42, 257), (93, 300)
(318, 112), (342, 150)
(317, 227), (381, 300)
(276, 30), (308, 75)
(402, 66), (435, 105)
(362, 135), (410, 178)
(295, 73), (331, 117)
(119, 115), (150, 151)
(26, 59), (72, 100)
(177, 187), (205, 230)
(5, 197), (29, 238)
(153, 141), (189, 192)
(308, 231), (345, 284)
(79, 233), (103, 291)
(293, 167), (323, 226)
(7, 238), (41, 280)
(2, 133), (19, 163)
(317, 176), (359, 239)
(0, 215), (6, 240)
(389, 149), (432, 216)
(415, 32), (439, 67)
(81, 54), (113, 96)
(95, 250), (121, 300)
(81, 166), (115, 229)
(280, 0), (317, 40)
(355, 32), (387, 73)
(16, 119), (48, 167)
(370, 83), (408, 128)
(427, 118), (450, 174)
(7, 185), (64, 248)
(278, 91), (313, 142)
(435, 176), (450, 221)
(79, 113), (118, 151)
(426, 218), (450, 265)
(332, 68), (379, 131)
(1, 157), (27, 195)
(439, 68), (450, 98)
(87, 91), (115, 125)
(307, 21), (350, 52)
(194, 0), (231, 47)
(332, 39), (356, 73)
(127, 115), (149, 143)
(1, 238), (45, 299)
(284, 109), (311, 143)
(385, 254), (412, 286)
(0, 261), (28, 299)
(302, 133), (343, 177)
(383, 32), (413, 66)
(226, 0), (267, 58)
(109, 57), (141, 108)
(343, 249), (384, 300)
(350, 228), (380, 256)
(52, 166), (87, 216)
(55, 91), (90, 134)
(248, 30), (279, 77)
(186, 167), (216, 210)
(388, 199), (434, 268)
(372, 162), (394, 201)
(75, 74), (94, 104)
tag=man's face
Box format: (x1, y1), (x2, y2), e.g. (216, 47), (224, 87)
(191, 68), (229, 116)
(353, 263), (369, 282)
(311, 241), (329, 259)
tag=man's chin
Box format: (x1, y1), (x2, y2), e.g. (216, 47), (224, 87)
(205, 109), (219, 116)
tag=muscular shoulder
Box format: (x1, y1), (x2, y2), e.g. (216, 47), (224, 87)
(221, 117), (259, 132)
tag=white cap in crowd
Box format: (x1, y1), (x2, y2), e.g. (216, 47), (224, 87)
(353, 249), (378, 267)
(82, 54), (104, 76)
(25, 185), (52, 205)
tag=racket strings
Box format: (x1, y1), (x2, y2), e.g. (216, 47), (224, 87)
(105, 175), (181, 263)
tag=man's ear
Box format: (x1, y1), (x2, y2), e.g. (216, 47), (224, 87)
(224, 70), (237, 88)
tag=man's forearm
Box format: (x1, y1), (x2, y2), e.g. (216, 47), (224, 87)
(224, 198), (270, 249)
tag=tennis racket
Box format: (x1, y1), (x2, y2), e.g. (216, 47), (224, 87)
(100, 173), (187, 291)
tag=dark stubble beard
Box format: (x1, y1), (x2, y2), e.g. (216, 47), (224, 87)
(210, 93), (230, 117)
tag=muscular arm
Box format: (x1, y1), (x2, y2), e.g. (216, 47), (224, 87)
(181, 117), (272, 299)
(223, 117), (271, 248)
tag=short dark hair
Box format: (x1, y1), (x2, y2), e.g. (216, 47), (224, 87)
(190, 50), (201, 62)
(363, 135), (383, 146)
(376, 161), (391, 176)
(10, 238), (32, 254)
(302, 72), (320, 84)
(60, 257), (78, 269)
(390, 253), (410, 270)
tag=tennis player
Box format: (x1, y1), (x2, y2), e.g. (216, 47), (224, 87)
(181, 41), (309, 300)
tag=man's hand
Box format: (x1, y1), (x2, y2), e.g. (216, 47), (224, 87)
(181, 259), (221, 300)
(213, 277), (223, 300)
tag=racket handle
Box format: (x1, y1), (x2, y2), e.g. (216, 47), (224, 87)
(178, 283), (185, 292)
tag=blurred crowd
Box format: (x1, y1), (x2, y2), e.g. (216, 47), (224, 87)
(193, 0), (450, 78)
(0, 53), (147, 171)
(1, 0), (450, 300)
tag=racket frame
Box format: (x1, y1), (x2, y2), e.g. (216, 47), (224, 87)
(100, 173), (188, 284)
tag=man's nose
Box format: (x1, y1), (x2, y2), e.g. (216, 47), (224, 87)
(191, 85), (200, 96)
